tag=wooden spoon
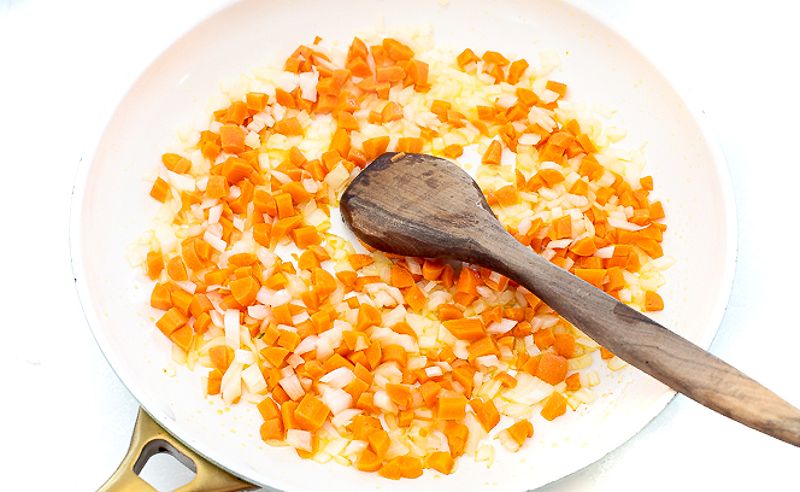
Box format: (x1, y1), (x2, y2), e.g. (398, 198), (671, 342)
(340, 151), (800, 447)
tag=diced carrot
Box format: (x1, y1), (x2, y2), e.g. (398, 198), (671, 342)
(219, 124), (246, 154)
(330, 128), (351, 157)
(155, 307), (186, 336)
(494, 185), (518, 206)
(294, 393), (330, 431)
(419, 380), (442, 407)
(406, 59), (429, 88)
(246, 92), (268, 112)
(162, 153), (192, 174)
(644, 291), (664, 311)
(356, 303), (382, 330)
(437, 395), (467, 420)
(574, 268), (606, 288)
(436, 304), (462, 321)
(362, 136), (390, 161)
(274, 192), (294, 219)
(396, 137), (423, 153)
(376, 65), (405, 83)
(421, 260), (444, 281)
(169, 324), (193, 352)
(506, 419), (533, 446)
(149, 177), (170, 202)
(404, 284), (426, 312)
(386, 383), (412, 407)
(398, 456), (423, 478)
(649, 200), (665, 220)
(507, 58), (529, 84)
(536, 352), (568, 385)
(452, 365), (475, 396)
(442, 144), (463, 158)
(554, 333), (576, 358)
(469, 398), (500, 432)
(356, 449), (382, 472)
(482, 140), (502, 164)
(259, 418), (284, 441)
(274, 117), (304, 136)
(497, 372), (518, 388)
(381, 101), (403, 122)
(292, 226), (320, 248)
(383, 38), (414, 61)
(565, 373), (581, 392)
(467, 336), (499, 360)
(442, 318), (485, 341)
(599, 346), (615, 360)
(545, 80), (567, 97)
(456, 48), (479, 67)
(383, 345), (407, 367)
(533, 328), (555, 350)
(570, 237), (597, 256)
(277, 330), (301, 351)
(257, 397), (280, 421)
(190, 312), (210, 337)
(390, 265), (415, 288)
(170, 289), (192, 316)
(347, 254), (374, 269)
(146, 251), (164, 280)
(207, 369), (222, 395)
(379, 458), (403, 480)
(444, 421), (468, 457)
(540, 391), (568, 421)
(229, 276), (259, 306)
(426, 451), (454, 474)
(209, 345), (234, 373)
(224, 101), (249, 125)
(261, 346), (290, 368)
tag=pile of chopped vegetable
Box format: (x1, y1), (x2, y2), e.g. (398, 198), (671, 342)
(139, 31), (668, 479)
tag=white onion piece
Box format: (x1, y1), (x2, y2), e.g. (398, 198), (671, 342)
(234, 349), (256, 365)
(247, 304), (269, 320)
(487, 318), (517, 335)
(241, 364), (267, 394)
(373, 390), (398, 413)
(220, 362), (242, 404)
(319, 367), (355, 389)
(321, 387), (353, 414)
(294, 335), (318, 356)
(279, 374), (305, 400)
(207, 204), (222, 225)
(331, 408), (362, 428)
(298, 71), (319, 102)
(547, 238), (572, 249)
(425, 366), (443, 378)
(203, 231), (227, 252)
(224, 309), (240, 349)
(607, 217), (647, 231)
(286, 353), (304, 368)
(595, 245), (615, 259)
(286, 429), (312, 452)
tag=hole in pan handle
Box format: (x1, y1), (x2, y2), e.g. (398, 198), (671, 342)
(98, 407), (257, 492)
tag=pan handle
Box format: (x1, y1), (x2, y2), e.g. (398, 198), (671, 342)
(98, 407), (257, 492)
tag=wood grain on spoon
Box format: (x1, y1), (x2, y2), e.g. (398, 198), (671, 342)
(340, 151), (800, 447)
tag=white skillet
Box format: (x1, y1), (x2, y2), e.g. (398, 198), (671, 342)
(71, 0), (737, 489)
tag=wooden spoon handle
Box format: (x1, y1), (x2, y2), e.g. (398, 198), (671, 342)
(481, 230), (800, 446)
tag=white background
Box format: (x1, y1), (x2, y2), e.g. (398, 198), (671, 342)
(1, 0), (799, 490)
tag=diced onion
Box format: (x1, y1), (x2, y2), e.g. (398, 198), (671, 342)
(286, 429), (312, 452)
(487, 318), (517, 335)
(224, 309), (240, 349)
(319, 367), (355, 389)
(279, 374), (305, 400)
